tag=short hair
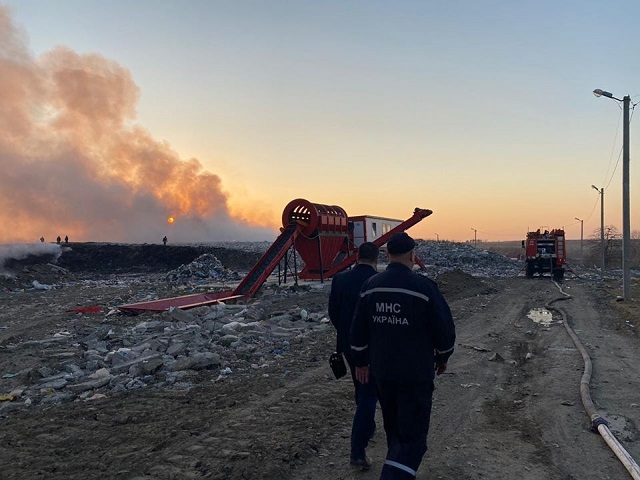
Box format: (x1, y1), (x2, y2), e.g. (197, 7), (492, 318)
(358, 242), (379, 262)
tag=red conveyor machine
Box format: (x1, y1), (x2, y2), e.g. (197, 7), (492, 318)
(119, 199), (432, 312)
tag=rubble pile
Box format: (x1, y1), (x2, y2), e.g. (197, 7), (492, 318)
(0, 285), (330, 418)
(205, 241), (272, 254)
(415, 240), (522, 278)
(165, 253), (242, 284)
(0, 263), (72, 292)
(0, 239), (524, 419)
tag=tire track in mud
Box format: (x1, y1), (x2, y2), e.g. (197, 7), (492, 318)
(423, 277), (544, 480)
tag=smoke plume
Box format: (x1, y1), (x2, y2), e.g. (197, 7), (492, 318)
(0, 242), (62, 278)
(0, 5), (276, 243)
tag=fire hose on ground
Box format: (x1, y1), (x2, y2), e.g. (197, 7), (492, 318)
(546, 282), (640, 480)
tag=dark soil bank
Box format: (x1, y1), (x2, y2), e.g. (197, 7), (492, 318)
(55, 243), (263, 274)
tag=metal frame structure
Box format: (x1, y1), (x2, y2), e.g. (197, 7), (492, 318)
(119, 199), (432, 312)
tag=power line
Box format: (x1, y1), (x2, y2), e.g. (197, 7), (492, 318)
(598, 100), (637, 199)
(601, 106), (622, 187)
(582, 193), (601, 225)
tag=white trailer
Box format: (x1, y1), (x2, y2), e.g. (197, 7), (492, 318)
(349, 215), (403, 247)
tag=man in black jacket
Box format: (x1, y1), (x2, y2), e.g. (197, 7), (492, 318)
(351, 232), (456, 480)
(328, 241), (380, 469)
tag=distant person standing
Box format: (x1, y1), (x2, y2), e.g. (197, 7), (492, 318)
(39, 236), (44, 243)
(328, 242), (380, 470)
(163, 236), (168, 246)
(56, 236), (61, 244)
(64, 235), (69, 244)
(351, 232), (456, 480)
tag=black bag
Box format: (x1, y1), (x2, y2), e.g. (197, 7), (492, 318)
(329, 352), (347, 379)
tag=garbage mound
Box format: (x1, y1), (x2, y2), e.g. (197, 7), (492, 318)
(415, 241), (521, 278)
(166, 253), (242, 284)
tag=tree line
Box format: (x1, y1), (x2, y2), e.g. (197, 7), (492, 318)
(583, 226), (640, 269)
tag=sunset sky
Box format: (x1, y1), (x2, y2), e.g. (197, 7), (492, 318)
(2, 1), (640, 244)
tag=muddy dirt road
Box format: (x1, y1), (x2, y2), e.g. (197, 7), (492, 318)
(1, 256), (639, 479)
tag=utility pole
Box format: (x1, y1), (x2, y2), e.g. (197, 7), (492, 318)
(592, 185), (605, 273)
(435, 233), (439, 242)
(574, 217), (584, 265)
(593, 89), (632, 299)
(622, 95), (631, 300)
(471, 228), (477, 247)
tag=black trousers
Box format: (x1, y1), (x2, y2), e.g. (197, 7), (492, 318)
(375, 378), (434, 480)
(343, 351), (378, 459)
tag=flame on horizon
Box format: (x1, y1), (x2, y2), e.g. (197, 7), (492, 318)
(0, 5), (276, 243)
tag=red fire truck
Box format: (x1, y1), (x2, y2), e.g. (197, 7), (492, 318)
(522, 228), (566, 280)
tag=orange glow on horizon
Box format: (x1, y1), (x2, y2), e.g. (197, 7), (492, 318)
(0, 8), (274, 244)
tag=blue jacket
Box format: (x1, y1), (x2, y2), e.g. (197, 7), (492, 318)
(328, 263), (378, 355)
(350, 262), (456, 382)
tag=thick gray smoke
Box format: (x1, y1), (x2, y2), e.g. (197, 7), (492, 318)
(0, 242), (62, 277)
(0, 5), (276, 244)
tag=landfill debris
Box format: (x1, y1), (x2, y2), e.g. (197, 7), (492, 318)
(166, 254), (242, 285)
(0, 239), (572, 421)
(32, 280), (53, 290)
(0, 283), (332, 418)
(415, 241), (521, 278)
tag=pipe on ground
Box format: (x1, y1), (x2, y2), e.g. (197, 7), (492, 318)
(545, 282), (640, 480)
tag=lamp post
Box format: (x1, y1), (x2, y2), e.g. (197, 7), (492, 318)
(435, 233), (439, 242)
(574, 217), (584, 265)
(471, 228), (477, 247)
(593, 89), (631, 300)
(591, 185), (605, 273)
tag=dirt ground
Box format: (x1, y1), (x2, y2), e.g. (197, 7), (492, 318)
(1, 245), (639, 480)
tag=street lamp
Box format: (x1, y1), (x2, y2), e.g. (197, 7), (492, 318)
(593, 88), (631, 300)
(470, 228), (477, 247)
(592, 185), (605, 273)
(435, 233), (439, 242)
(574, 217), (584, 265)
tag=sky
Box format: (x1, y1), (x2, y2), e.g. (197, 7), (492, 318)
(1, 0), (640, 244)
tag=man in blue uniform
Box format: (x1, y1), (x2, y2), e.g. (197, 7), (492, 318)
(350, 232), (456, 480)
(328, 241), (380, 470)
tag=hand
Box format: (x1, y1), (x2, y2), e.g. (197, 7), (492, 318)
(435, 362), (447, 376)
(355, 366), (370, 384)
